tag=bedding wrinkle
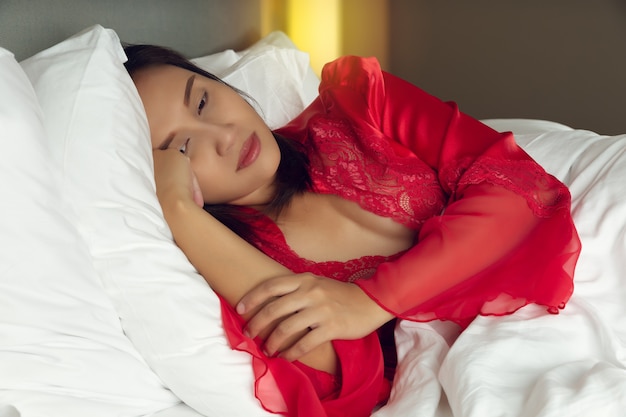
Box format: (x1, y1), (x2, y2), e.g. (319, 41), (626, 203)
(5, 13), (626, 416)
(212, 56), (580, 416)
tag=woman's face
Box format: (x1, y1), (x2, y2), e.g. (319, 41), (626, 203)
(133, 65), (280, 206)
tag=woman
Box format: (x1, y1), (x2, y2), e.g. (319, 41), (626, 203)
(124, 45), (581, 417)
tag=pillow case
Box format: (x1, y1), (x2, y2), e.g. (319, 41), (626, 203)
(482, 118), (574, 136)
(0, 47), (177, 417)
(20, 25), (276, 416)
(192, 30), (320, 130)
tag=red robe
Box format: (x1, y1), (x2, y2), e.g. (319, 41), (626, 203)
(219, 56), (581, 417)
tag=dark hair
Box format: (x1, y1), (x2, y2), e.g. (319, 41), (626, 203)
(123, 44), (312, 242)
(123, 44), (248, 101)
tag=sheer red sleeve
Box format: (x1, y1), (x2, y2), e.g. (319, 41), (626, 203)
(320, 56), (581, 327)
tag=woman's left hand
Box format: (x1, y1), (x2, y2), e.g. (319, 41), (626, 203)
(236, 273), (394, 361)
(153, 149), (204, 210)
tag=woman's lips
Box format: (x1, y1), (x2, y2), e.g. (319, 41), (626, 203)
(237, 132), (260, 171)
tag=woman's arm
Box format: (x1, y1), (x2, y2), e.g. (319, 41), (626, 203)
(326, 56), (580, 323)
(153, 149), (338, 373)
(246, 57), (580, 356)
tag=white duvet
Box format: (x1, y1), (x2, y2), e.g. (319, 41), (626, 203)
(143, 112), (626, 417)
(1, 27), (625, 417)
(374, 120), (626, 417)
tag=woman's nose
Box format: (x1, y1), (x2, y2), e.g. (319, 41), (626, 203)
(198, 122), (236, 156)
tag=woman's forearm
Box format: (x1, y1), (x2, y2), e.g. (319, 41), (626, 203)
(163, 197), (288, 306)
(161, 197), (338, 374)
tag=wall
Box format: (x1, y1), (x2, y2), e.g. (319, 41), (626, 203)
(0, 0), (262, 60)
(388, 0), (626, 134)
(341, 0), (389, 70)
(262, 0), (389, 72)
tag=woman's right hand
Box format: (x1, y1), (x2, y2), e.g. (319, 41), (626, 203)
(152, 149), (204, 211)
(237, 272), (394, 364)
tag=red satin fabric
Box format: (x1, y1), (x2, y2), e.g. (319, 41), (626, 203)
(218, 56), (581, 417)
(220, 299), (387, 417)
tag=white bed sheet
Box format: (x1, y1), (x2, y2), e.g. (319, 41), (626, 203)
(2, 24), (625, 416)
(373, 120), (626, 417)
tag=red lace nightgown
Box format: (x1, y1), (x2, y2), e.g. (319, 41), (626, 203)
(219, 56), (581, 417)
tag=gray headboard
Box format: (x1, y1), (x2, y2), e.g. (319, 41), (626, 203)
(0, 0), (262, 61)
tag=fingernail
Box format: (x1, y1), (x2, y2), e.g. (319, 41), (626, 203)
(236, 303), (245, 314)
(243, 329), (250, 338)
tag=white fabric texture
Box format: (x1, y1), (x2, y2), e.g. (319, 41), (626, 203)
(0, 47), (177, 417)
(374, 121), (626, 417)
(19, 25), (276, 417)
(0, 405), (20, 417)
(3, 19), (625, 416)
(192, 31), (320, 130)
(481, 118), (574, 135)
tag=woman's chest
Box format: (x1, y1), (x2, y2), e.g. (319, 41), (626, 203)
(254, 114), (448, 273)
(306, 115), (446, 230)
(276, 193), (416, 263)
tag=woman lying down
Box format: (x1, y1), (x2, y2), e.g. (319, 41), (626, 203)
(123, 45), (581, 417)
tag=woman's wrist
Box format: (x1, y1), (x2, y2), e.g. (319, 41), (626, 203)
(158, 192), (200, 231)
(352, 283), (395, 329)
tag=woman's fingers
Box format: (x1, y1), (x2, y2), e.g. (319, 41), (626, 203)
(236, 275), (300, 316)
(243, 274), (343, 357)
(190, 168), (204, 207)
(278, 326), (330, 363)
(153, 149), (205, 208)
(260, 305), (323, 357)
(240, 273), (395, 362)
(242, 282), (309, 339)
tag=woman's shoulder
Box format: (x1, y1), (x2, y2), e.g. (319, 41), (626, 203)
(275, 56), (385, 139)
(319, 56), (384, 93)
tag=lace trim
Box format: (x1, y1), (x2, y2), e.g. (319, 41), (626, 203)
(307, 115), (446, 229)
(253, 115), (572, 285)
(441, 156), (571, 218)
(250, 216), (404, 283)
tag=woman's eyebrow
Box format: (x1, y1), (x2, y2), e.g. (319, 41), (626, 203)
(155, 75), (197, 150)
(184, 74), (196, 107)
(157, 74), (196, 151)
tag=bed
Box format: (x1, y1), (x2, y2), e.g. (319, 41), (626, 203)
(1, 2), (625, 417)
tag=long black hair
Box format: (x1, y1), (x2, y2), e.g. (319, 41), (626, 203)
(123, 44), (312, 241)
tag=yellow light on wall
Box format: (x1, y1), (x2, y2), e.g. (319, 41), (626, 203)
(261, 0), (389, 74)
(285, 0), (342, 75)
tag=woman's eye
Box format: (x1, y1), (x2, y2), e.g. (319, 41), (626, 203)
(179, 138), (190, 154)
(197, 92), (207, 115)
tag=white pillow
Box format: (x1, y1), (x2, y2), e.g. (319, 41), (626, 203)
(481, 118), (574, 135)
(192, 31), (320, 129)
(515, 129), (626, 337)
(20, 25), (275, 417)
(0, 405), (19, 417)
(0, 47), (177, 417)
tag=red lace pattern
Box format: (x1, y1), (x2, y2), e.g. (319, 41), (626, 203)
(440, 156), (571, 218)
(306, 114), (446, 229)
(251, 114), (571, 283)
(250, 215), (404, 283)
(250, 114), (446, 282)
